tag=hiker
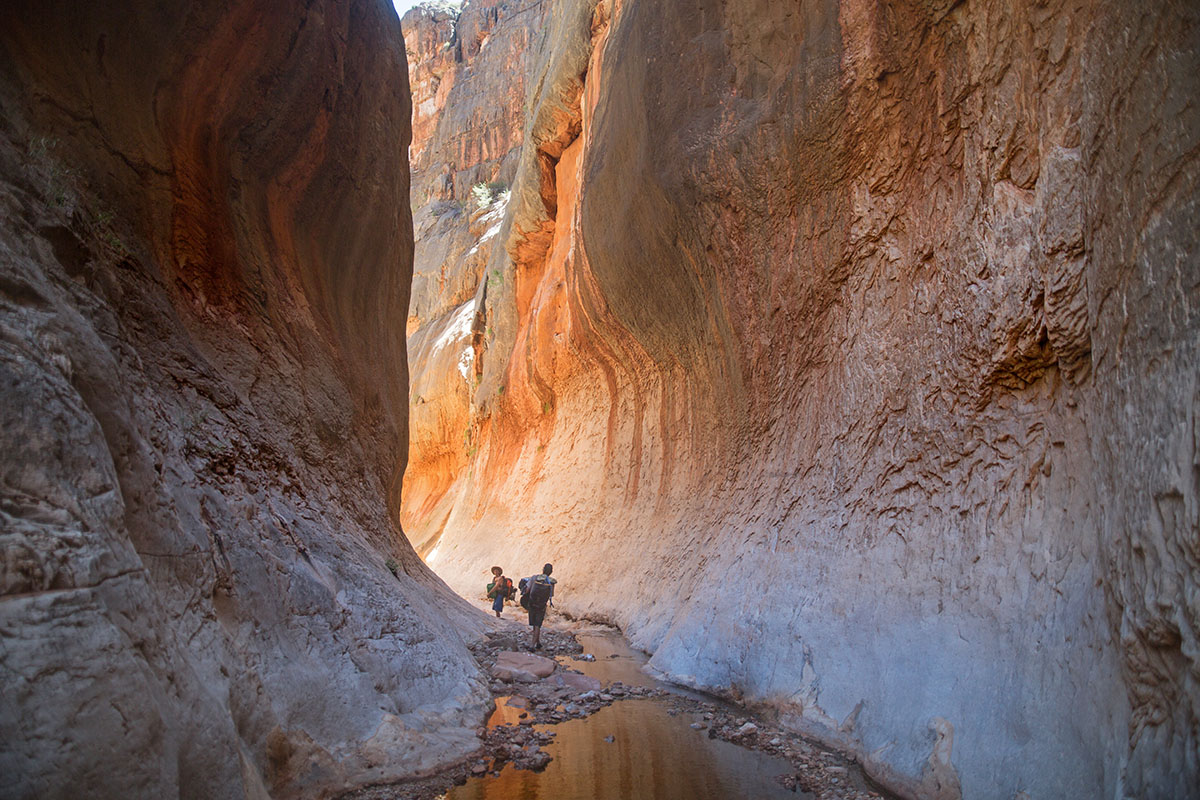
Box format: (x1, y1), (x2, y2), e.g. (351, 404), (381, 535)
(524, 563), (556, 650)
(486, 566), (512, 618)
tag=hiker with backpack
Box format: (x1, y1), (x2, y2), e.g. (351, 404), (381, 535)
(521, 563), (556, 650)
(486, 566), (513, 618)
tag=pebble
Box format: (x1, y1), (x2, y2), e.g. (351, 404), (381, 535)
(737, 722), (758, 735)
(690, 722), (706, 730)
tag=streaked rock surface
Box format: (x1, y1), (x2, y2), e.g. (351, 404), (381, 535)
(405, 0), (1200, 797)
(0, 1), (489, 797)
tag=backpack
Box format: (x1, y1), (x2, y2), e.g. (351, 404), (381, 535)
(518, 577), (530, 609)
(501, 576), (515, 600)
(528, 575), (553, 610)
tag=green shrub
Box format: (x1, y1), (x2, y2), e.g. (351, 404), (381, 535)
(470, 181), (508, 210)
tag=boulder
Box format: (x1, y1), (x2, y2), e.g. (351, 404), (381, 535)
(491, 651), (556, 683)
(541, 672), (602, 692)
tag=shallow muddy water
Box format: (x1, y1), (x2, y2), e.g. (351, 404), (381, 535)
(442, 629), (807, 800)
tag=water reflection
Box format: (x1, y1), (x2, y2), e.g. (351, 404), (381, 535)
(446, 629), (806, 800)
(447, 698), (804, 800)
(487, 696), (531, 728)
(559, 630), (660, 688)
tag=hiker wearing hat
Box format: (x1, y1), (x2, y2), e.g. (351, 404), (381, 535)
(486, 566), (513, 618)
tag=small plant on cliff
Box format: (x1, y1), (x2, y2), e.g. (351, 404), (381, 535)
(90, 208), (130, 258)
(384, 557), (399, 578)
(470, 181), (507, 210)
(29, 136), (54, 160)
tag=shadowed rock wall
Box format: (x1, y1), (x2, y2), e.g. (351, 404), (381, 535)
(407, 0), (1200, 797)
(0, 1), (489, 797)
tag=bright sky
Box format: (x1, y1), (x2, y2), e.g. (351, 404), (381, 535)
(391, 0), (425, 18)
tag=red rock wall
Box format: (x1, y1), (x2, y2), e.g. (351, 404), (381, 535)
(401, 0), (552, 552)
(0, 1), (489, 797)
(410, 0), (1200, 797)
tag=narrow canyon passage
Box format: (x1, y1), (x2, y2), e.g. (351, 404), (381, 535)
(0, 0), (1197, 799)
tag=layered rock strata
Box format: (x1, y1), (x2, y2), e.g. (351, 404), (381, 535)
(0, 1), (489, 797)
(405, 0), (1200, 797)
(401, 0), (550, 551)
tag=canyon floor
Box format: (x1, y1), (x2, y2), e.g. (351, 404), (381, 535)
(342, 607), (894, 800)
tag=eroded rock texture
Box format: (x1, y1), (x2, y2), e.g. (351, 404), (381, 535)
(0, 2), (489, 797)
(406, 0), (1200, 797)
(402, 0), (550, 554)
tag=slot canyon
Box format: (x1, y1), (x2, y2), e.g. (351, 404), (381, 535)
(0, 0), (1197, 798)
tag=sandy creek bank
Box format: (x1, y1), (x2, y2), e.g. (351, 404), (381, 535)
(342, 618), (891, 800)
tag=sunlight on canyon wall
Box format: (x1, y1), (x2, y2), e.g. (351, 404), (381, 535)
(402, 1), (1200, 798)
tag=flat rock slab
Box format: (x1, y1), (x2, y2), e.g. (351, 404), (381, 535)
(541, 671), (602, 692)
(491, 651), (557, 683)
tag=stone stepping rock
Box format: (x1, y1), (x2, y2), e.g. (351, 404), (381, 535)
(540, 671), (602, 692)
(491, 651), (557, 682)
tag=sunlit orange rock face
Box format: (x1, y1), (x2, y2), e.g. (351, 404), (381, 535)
(401, 0), (550, 553)
(405, 0), (1200, 798)
(0, 1), (489, 797)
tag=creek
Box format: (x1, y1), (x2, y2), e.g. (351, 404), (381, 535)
(441, 629), (811, 800)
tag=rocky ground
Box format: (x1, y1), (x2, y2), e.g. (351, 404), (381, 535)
(657, 694), (885, 799)
(341, 620), (889, 800)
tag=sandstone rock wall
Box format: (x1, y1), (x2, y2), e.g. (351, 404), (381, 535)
(0, 2), (489, 797)
(402, 0), (550, 549)
(405, 0), (548, 329)
(408, 0), (1200, 797)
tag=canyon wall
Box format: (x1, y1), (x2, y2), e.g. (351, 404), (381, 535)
(406, 0), (1200, 797)
(0, 1), (490, 797)
(402, 0), (550, 553)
